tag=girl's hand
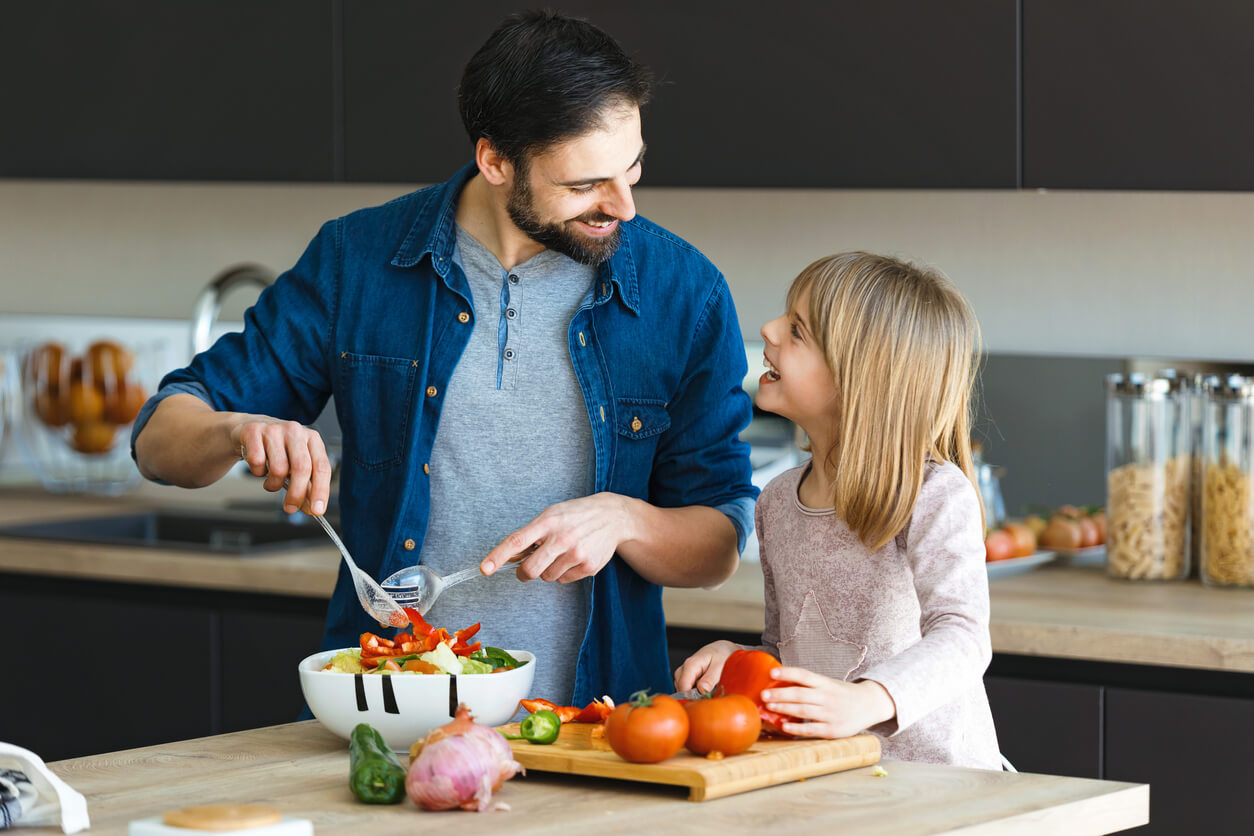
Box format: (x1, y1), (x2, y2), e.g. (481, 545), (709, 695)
(763, 666), (897, 739)
(673, 640), (742, 693)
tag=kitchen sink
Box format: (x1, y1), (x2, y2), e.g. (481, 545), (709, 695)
(0, 508), (339, 556)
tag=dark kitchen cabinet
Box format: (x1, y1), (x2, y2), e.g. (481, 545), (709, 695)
(220, 608), (326, 732)
(0, 572), (328, 760)
(1105, 688), (1254, 835)
(1023, 0), (1254, 190)
(0, 577), (216, 762)
(984, 676), (1103, 778)
(342, 1), (1018, 188)
(0, 1), (336, 181)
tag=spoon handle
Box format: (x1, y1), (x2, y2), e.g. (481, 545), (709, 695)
(313, 513), (354, 567)
(440, 565), (485, 589)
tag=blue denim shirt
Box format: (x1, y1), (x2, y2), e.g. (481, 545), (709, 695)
(133, 163), (757, 705)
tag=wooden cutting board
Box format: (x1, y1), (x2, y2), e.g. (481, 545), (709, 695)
(497, 722), (881, 802)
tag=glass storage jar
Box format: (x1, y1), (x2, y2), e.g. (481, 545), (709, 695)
(1186, 373), (1219, 576)
(1104, 373), (1191, 580)
(1199, 374), (1254, 588)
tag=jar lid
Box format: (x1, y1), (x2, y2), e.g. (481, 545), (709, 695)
(1106, 372), (1177, 397)
(1204, 373), (1254, 400)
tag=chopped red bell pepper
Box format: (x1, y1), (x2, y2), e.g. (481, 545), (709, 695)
(357, 613), (489, 667)
(402, 608), (436, 636)
(519, 697), (613, 724)
(571, 700), (613, 723)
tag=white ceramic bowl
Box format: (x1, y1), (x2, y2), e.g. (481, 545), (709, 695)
(298, 648), (536, 752)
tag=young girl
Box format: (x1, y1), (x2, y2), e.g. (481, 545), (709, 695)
(675, 251), (1001, 769)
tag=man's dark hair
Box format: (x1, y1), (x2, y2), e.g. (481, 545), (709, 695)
(458, 10), (654, 164)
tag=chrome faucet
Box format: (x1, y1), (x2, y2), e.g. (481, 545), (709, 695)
(190, 263), (276, 357)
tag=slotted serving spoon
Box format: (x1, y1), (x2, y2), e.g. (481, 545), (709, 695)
(279, 479), (408, 628)
(380, 544), (539, 616)
(310, 511), (410, 628)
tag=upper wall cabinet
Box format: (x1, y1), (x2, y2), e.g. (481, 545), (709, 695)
(1023, 0), (1254, 190)
(0, 1), (335, 181)
(343, 1), (1018, 188)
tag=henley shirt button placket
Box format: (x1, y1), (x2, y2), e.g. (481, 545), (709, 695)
(508, 274), (519, 284)
(503, 348), (515, 360)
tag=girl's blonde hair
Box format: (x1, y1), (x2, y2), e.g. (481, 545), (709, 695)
(788, 252), (983, 550)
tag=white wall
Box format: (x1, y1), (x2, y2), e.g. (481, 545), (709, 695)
(2, 179), (1252, 361)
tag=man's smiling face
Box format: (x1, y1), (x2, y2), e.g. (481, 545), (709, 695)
(506, 105), (645, 265)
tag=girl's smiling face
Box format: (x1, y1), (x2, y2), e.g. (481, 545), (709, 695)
(756, 292), (838, 436)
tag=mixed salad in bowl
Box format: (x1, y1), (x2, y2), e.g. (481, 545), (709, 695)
(321, 607), (528, 676)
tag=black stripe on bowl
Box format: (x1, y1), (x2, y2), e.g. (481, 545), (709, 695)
(448, 674), (458, 717)
(354, 674), (368, 711)
(382, 674), (400, 714)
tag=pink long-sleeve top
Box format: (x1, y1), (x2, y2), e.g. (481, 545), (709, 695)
(754, 460), (1002, 769)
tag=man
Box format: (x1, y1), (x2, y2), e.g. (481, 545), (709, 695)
(132, 11), (756, 705)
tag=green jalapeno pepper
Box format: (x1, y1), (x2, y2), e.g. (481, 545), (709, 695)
(348, 722), (407, 804)
(504, 708), (562, 744)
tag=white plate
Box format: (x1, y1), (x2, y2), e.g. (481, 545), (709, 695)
(1052, 544), (1106, 567)
(986, 551), (1055, 578)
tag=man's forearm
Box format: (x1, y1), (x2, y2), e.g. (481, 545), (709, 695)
(615, 498), (740, 588)
(134, 393), (243, 487)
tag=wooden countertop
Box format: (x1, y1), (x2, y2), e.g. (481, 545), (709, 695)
(34, 721), (1146, 835)
(666, 559), (1254, 674)
(4, 485), (1254, 673)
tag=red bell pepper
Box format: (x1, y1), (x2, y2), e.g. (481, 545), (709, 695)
(519, 697), (614, 724)
(717, 649), (800, 734)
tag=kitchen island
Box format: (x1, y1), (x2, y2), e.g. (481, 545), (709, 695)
(2, 483), (1251, 834)
(33, 721), (1146, 835)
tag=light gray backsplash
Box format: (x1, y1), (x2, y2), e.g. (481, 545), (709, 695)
(975, 353), (1254, 517)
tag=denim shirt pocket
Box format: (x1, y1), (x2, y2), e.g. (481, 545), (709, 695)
(612, 398), (671, 493)
(337, 351), (418, 471)
(616, 398), (671, 440)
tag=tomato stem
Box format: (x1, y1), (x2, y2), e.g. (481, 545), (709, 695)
(628, 689), (656, 708)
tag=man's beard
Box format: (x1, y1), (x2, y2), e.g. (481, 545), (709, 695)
(506, 172), (623, 265)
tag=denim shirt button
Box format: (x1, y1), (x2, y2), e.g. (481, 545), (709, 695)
(457, 311), (470, 324)
(423, 463), (430, 474)
(631, 417), (642, 432)
(403, 538), (416, 551)
(426, 385), (437, 397)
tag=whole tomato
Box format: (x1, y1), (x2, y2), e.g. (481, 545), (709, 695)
(1002, 522), (1037, 558)
(684, 692), (762, 756)
(605, 692), (689, 764)
(1090, 510), (1107, 545)
(1040, 514), (1083, 549)
(717, 649), (800, 734)
(984, 528), (1016, 562)
(1077, 516), (1100, 548)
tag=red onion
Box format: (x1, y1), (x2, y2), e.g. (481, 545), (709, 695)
(406, 703), (523, 811)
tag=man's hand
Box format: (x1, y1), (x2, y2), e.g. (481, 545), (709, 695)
(235, 417), (333, 515)
(762, 667), (897, 739)
(480, 492), (629, 582)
